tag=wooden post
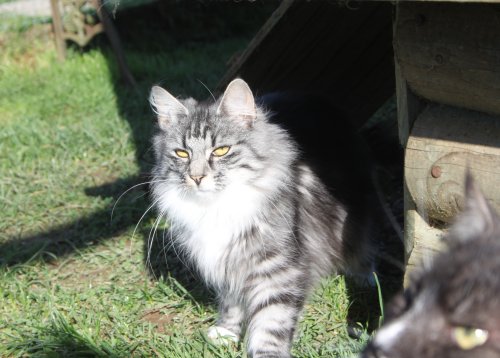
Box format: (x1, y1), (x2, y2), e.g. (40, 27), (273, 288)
(395, 2), (500, 283)
(94, 0), (136, 88)
(50, 0), (66, 61)
(404, 103), (500, 276)
(394, 6), (423, 279)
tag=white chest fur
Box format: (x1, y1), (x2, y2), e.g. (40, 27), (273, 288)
(156, 182), (265, 287)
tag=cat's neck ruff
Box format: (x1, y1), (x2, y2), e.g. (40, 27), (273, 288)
(160, 181), (265, 231)
(156, 180), (270, 287)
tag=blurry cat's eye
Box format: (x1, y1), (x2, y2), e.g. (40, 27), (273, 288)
(212, 146), (230, 157)
(175, 150), (189, 158)
(452, 326), (489, 350)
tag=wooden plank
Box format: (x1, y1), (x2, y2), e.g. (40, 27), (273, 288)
(218, 1), (395, 128)
(404, 103), (500, 282)
(217, 0), (294, 90)
(404, 208), (445, 284)
(395, 2), (500, 116)
(405, 103), (500, 223)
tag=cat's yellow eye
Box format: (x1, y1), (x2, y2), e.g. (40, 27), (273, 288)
(452, 327), (489, 350)
(212, 146), (230, 157)
(175, 150), (189, 158)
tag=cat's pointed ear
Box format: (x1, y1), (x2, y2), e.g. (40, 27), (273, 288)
(448, 172), (500, 242)
(149, 86), (189, 130)
(217, 79), (256, 127)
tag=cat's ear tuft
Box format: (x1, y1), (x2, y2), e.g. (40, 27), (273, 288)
(149, 86), (189, 130)
(217, 79), (256, 127)
(448, 172), (500, 242)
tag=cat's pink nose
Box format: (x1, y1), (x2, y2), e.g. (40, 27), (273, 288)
(190, 175), (205, 185)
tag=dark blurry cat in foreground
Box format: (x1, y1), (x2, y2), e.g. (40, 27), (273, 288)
(362, 174), (500, 358)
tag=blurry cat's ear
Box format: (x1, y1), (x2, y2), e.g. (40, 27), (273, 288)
(448, 172), (499, 242)
(149, 86), (189, 131)
(217, 79), (256, 126)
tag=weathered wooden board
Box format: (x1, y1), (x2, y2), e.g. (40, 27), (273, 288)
(218, 1), (395, 128)
(404, 206), (445, 281)
(405, 103), (500, 224)
(403, 103), (500, 282)
(394, 2), (500, 117)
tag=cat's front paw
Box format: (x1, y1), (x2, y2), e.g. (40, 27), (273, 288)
(207, 326), (239, 345)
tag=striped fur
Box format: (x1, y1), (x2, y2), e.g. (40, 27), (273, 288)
(149, 79), (371, 357)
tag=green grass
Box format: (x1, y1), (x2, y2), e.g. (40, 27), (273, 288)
(0, 10), (375, 357)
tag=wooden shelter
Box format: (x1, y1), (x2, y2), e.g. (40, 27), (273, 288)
(220, 0), (500, 283)
(219, 1), (394, 129)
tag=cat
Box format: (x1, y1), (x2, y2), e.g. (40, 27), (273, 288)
(362, 174), (500, 358)
(148, 78), (374, 358)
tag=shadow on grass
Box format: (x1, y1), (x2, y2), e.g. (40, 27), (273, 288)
(0, 1), (405, 337)
(0, 1), (273, 301)
(345, 163), (405, 333)
(144, 226), (216, 306)
(7, 312), (134, 357)
(342, 240), (405, 335)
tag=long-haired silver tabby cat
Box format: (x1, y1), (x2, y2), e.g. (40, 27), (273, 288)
(149, 79), (372, 357)
(362, 174), (500, 358)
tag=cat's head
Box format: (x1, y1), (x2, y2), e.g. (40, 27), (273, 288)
(363, 174), (500, 358)
(149, 79), (295, 200)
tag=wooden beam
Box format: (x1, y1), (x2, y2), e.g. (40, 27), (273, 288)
(217, 0), (294, 91)
(404, 207), (445, 283)
(218, 1), (395, 128)
(395, 2), (500, 116)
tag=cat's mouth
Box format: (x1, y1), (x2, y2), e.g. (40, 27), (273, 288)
(186, 184), (219, 197)
(184, 175), (220, 195)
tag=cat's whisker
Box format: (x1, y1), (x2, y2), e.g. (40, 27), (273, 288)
(266, 198), (294, 239)
(256, 218), (268, 263)
(375, 251), (406, 272)
(145, 210), (166, 274)
(263, 197), (304, 254)
(371, 167), (405, 244)
(110, 178), (178, 221)
(111, 181), (156, 221)
(167, 221), (196, 279)
(132, 196), (163, 244)
(159, 216), (171, 273)
(197, 79), (216, 103)
(147, 212), (172, 278)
